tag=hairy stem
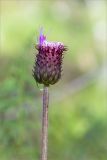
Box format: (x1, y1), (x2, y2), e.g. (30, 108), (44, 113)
(41, 86), (49, 160)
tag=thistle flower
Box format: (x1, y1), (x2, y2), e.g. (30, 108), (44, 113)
(32, 29), (67, 160)
(33, 30), (67, 86)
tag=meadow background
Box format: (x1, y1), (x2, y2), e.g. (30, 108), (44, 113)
(0, 0), (107, 160)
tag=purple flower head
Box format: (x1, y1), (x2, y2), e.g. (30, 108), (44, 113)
(33, 30), (67, 86)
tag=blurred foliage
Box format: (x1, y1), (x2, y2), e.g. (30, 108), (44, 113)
(0, 0), (107, 160)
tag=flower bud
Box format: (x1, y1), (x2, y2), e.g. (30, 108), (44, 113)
(33, 31), (67, 86)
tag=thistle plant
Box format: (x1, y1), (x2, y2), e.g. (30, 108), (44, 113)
(32, 29), (67, 160)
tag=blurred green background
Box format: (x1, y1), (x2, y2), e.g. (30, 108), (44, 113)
(0, 0), (107, 160)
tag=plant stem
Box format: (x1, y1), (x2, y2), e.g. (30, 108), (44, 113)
(41, 86), (49, 160)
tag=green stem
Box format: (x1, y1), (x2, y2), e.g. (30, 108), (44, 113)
(41, 86), (49, 160)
